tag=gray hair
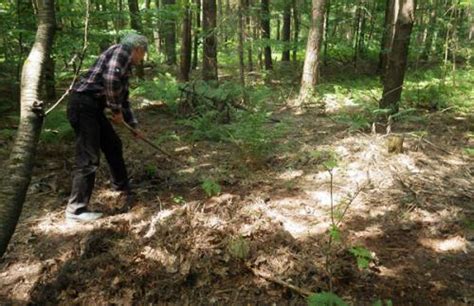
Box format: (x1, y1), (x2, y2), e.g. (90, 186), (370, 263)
(121, 33), (148, 51)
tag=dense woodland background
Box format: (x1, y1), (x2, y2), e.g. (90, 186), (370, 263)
(0, 0), (473, 305)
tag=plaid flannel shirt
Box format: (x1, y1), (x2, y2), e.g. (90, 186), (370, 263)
(73, 44), (138, 127)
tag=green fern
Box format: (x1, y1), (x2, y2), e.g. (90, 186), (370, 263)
(349, 246), (373, 269)
(201, 179), (221, 197)
(308, 291), (348, 306)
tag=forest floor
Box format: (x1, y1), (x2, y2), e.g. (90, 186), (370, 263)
(0, 76), (473, 305)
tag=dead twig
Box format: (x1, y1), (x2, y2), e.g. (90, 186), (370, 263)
(422, 138), (453, 155)
(246, 264), (314, 297)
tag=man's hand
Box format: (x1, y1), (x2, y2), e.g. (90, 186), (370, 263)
(132, 128), (144, 139)
(111, 112), (124, 125)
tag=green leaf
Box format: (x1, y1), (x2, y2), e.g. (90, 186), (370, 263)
(308, 291), (348, 306)
(329, 225), (341, 242)
(349, 246), (373, 269)
(201, 179), (221, 197)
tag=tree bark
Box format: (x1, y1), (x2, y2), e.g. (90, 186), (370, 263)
(192, 0), (201, 69)
(245, 0), (254, 71)
(202, 0), (218, 81)
(261, 0), (272, 70)
(380, 0), (416, 113)
(0, 0), (55, 258)
(297, 0), (327, 106)
(128, 0), (145, 77)
(163, 0), (177, 65)
(292, 0), (300, 62)
(180, 0), (192, 81)
(378, 0), (399, 75)
(153, 0), (162, 54)
(238, 0), (246, 85)
(281, 2), (291, 61)
(322, 0), (330, 66)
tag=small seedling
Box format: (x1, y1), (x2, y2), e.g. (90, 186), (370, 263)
(227, 236), (249, 260)
(172, 195), (185, 204)
(201, 179), (221, 197)
(349, 246), (373, 270)
(307, 291), (348, 306)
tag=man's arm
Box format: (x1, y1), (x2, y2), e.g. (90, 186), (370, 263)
(103, 45), (131, 113)
(122, 98), (139, 128)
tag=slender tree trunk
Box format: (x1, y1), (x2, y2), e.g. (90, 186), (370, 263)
(202, 0), (218, 81)
(245, 0), (254, 71)
(154, 0), (162, 54)
(378, 0), (399, 75)
(352, 0), (363, 66)
(192, 0), (201, 69)
(281, 2), (291, 61)
(163, 0), (177, 65)
(128, 0), (145, 77)
(180, 1), (192, 81)
(292, 0), (300, 62)
(297, 0), (327, 106)
(238, 0), (246, 85)
(261, 0), (272, 70)
(0, 0), (56, 258)
(323, 0), (330, 66)
(380, 0), (416, 113)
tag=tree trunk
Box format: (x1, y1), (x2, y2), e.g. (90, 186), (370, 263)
(378, 0), (399, 75)
(202, 0), (218, 81)
(297, 0), (327, 106)
(192, 0), (201, 69)
(352, 0), (363, 66)
(238, 0), (246, 85)
(292, 0), (300, 62)
(128, 0), (145, 77)
(380, 0), (416, 113)
(323, 0), (330, 66)
(245, 0), (254, 71)
(0, 0), (55, 258)
(261, 0), (272, 70)
(163, 0), (177, 65)
(180, 1), (192, 81)
(281, 2), (291, 61)
(154, 0), (162, 54)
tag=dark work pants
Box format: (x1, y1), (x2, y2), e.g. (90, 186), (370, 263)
(66, 92), (129, 214)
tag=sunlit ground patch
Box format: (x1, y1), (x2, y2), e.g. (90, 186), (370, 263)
(419, 236), (468, 253)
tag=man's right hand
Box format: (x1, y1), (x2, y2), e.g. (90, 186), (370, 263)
(111, 112), (124, 125)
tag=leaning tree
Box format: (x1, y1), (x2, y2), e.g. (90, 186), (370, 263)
(0, 0), (56, 257)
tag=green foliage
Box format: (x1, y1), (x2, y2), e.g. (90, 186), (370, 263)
(227, 236), (250, 260)
(201, 179), (221, 197)
(329, 224), (341, 243)
(130, 75), (180, 107)
(0, 128), (16, 140)
(227, 111), (286, 163)
(172, 195), (186, 205)
(145, 163), (157, 177)
(308, 291), (348, 306)
(373, 299), (393, 306)
(349, 246), (373, 270)
(463, 147), (474, 157)
(41, 109), (74, 143)
(181, 110), (224, 141)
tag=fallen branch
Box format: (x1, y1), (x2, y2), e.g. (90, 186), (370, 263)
(246, 264), (314, 297)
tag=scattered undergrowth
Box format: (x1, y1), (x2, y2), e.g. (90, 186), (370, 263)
(0, 64), (473, 304)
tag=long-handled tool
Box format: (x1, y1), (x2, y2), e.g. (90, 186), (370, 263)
(121, 121), (187, 166)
